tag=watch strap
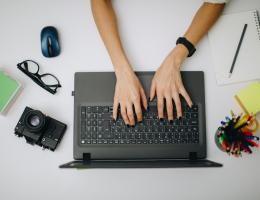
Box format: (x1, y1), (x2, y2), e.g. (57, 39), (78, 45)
(176, 37), (196, 57)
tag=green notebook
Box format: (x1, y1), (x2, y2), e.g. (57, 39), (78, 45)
(0, 70), (21, 113)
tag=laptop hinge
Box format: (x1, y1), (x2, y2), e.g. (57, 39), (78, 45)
(189, 152), (197, 160)
(83, 153), (91, 164)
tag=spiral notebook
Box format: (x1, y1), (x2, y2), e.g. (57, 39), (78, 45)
(208, 10), (260, 85)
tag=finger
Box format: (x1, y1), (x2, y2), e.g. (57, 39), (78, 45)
(157, 95), (164, 119)
(173, 94), (182, 119)
(140, 88), (148, 110)
(134, 100), (143, 122)
(120, 104), (130, 125)
(150, 80), (156, 101)
(180, 87), (193, 108)
(112, 99), (119, 121)
(127, 104), (135, 126)
(166, 96), (173, 121)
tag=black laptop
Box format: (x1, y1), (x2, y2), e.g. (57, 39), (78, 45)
(60, 71), (222, 168)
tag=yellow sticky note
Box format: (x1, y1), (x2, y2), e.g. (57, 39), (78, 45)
(234, 82), (260, 115)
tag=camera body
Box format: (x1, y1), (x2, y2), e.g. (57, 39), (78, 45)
(15, 106), (66, 151)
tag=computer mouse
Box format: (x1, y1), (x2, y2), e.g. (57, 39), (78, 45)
(41, 26), (60, 58)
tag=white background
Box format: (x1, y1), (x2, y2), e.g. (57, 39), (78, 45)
(0, 0), (260, 200)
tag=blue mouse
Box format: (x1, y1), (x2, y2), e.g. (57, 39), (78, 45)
(41, 26), (60, 57)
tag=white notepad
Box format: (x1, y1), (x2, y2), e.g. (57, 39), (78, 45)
(208, 10), (260, 85)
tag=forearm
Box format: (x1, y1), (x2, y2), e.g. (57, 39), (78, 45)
(184, 2), (225, 45)
(91, 0), (131, 74)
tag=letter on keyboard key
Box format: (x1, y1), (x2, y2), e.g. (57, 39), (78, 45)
(87, 106), (91, 112)
(190, 119), (198, 125)
(103, 107), (109, 113)
(191, 113), (198, 118)
(191, 105), (198, 112)
(81, 107), (86, 119)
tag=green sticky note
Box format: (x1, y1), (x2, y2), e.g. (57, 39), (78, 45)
(235, 82), (260, 115)
(0, 70), (21, 113)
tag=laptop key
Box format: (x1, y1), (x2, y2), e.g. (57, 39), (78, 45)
(102, 113), (111, 119)
(130, 140), (136, 144)
(92, 133), (97, 139)
(190, 119), (198, 125)
(191, 105), (198, 112)
(192, 126), (199, 132)
(81, 110), (86, 120)
(81, 121), (86, 132)
(103, 107), (109, 113)
(109, 140), (114, 144)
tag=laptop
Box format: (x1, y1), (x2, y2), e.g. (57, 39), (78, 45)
(60, 71), (222, 168)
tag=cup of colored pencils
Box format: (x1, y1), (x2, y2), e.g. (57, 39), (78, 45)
(215, 112), (259, 157)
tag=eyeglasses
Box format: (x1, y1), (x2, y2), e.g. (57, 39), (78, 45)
(17, 60), (61, 94)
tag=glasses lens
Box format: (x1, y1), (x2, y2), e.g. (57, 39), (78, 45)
(29, 115), (40, 127)
(26, 61), (39, 74)
(41, 74), (59, 86)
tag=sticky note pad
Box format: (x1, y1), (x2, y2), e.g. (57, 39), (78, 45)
(0, 70), (21, 114)
(234, 82), (260, 115)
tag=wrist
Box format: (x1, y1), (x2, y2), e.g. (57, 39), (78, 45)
(168, 45), (188, 69)
(174, 44), (189, 58)
(114, 62), (134, 79)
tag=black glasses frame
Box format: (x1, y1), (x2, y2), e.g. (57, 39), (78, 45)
(17, 60), (61, 94)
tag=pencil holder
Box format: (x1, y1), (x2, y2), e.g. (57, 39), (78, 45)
(215, 113), (259, 156)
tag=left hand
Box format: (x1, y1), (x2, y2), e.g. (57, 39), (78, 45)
(150, 44), (193, 121)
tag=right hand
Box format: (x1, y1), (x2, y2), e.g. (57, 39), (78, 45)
(113, 67), (148, 126)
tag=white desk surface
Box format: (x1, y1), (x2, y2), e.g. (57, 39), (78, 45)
(1, 0), (260, 199)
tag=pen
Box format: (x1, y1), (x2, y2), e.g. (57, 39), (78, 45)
(228, 24), (248, 78)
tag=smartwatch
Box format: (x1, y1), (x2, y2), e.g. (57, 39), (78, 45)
(176, 37), (196, 57)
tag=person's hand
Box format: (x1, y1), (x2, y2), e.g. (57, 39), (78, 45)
(150, 44), (193, 121)
(113, 66), (148, 126)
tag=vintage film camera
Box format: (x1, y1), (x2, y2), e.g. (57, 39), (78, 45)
(14, 107), (66, 151)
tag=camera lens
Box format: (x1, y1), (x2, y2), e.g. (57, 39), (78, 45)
(28, 115), (41, 127)
(24, 110), (46, 132)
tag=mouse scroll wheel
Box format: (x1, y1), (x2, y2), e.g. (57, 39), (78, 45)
(47, 37), (53, 57)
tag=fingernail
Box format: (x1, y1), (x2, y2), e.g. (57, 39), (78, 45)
(159, 118), (163, 121)
(169, 120), (173, 123)
(127, 124), (130, 127)
(178, 116), (182, 120)
(138, 120), (143, 124)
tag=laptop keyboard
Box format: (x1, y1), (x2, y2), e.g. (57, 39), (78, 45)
(80, 103), (199, 145)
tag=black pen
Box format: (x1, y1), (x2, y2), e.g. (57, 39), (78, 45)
(228, 24), (248, 78)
